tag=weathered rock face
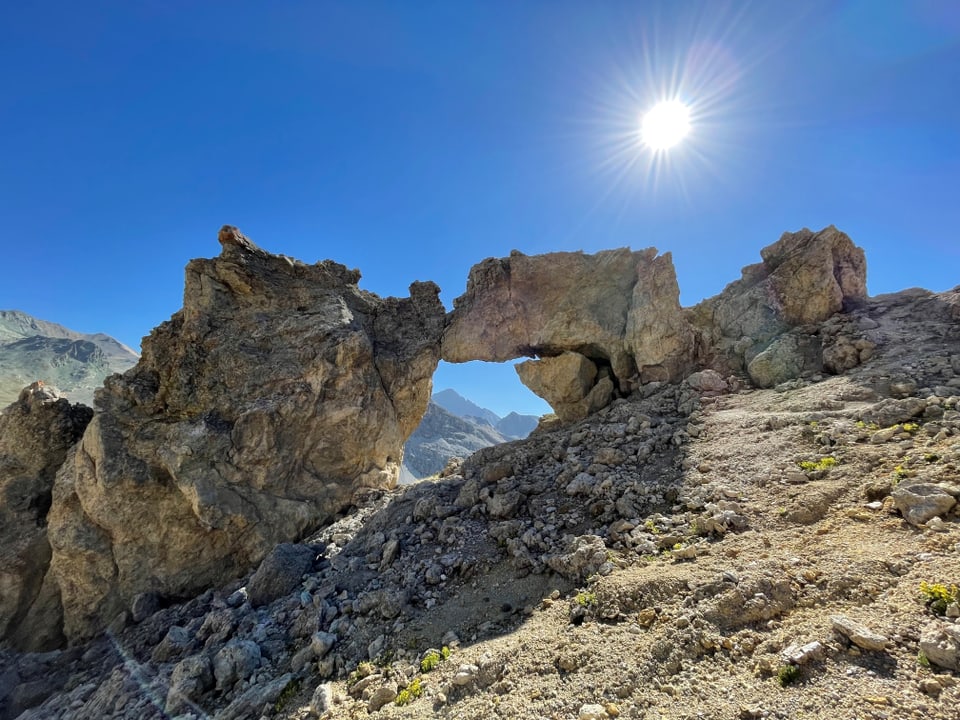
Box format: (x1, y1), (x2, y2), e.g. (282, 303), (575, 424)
(0, 382), (92, 651)
(442, 248), (694, 415)
(45, 227), (446, 642)
(690, 226), (867, 387)
(443, 228), (866, 415)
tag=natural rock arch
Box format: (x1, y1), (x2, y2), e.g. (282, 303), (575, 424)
(441, 226), (867, 419)
(0, 223), (868, 648)
(441, 247), (695, 421)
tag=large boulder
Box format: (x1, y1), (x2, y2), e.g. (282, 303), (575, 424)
(691, 226), (867, 385)
(45, 226), (446, 642)
(516, 352), (614, 422)
(0, 382), (92, 651)
(442, 247), (694, 412)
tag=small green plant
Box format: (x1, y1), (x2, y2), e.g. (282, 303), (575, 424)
(575, 590), (597, 608)
(419, 646), (451, 673)
(420, 651), (441, 672)
(776, 663), (801, 687)
(918, 651), (931, 669)
(920, 581), (959, 615)
(894, 465), (910, 481)
(777, 506), (788, 517)
(374, 648), (395, 667)
(274, 678), (302, 712)
(902, 422), (920, 433)
(798, 456), (837, 472)
(644, 519), (660, 534)
(923, 453), (940, 463)
(395, 677), (423, 706)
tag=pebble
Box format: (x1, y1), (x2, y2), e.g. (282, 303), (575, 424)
(578, 703), (609, 720)
(782, 640), (824, 665)
(452, 664), (479, 686)
(367, 685), (397, 712)
(831, 615), (889, 651)
(919, 678), (942, 696)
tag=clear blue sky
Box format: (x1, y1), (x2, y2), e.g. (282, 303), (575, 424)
(2, 1), (958, 416)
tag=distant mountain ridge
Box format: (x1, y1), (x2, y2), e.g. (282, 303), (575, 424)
(431, 388), (501, 426)
(432, 388), (539, 439)
(496, 411), (539, 439)
(401, 389), (540, 480)
(0, 310), (139, 408)
(402, 402), (508, 479)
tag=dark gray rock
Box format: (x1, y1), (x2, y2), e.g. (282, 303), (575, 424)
(247, 543), (316, 608)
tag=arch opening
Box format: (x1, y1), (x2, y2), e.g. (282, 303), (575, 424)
(399, 360), (550, 483)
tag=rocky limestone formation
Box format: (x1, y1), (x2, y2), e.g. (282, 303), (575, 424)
(44, 226), (446, 642)
(443, 227), (867, 418)
(0, 382), (92, 651)
(690, 225), (867, 387)
(442, 248), (694, 420)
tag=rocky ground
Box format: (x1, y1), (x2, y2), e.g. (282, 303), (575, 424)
(3, 285), (959, 720)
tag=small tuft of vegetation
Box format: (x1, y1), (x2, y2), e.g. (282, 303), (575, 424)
(274, 678), (301, 712)
(923, 453), (940, 463)
(421, 652), (441, 672)
(575, 590), (597, 608)
(776, 663), (801, 687)
(798, 456), (837, 472)
(395, 677), (423, 706)
(901, 422), (920, 433)
(920, 581), (959, 615)
(420, 646), (451, 673)
(918, 651), (931, 669)
(374, 649), (395, 667)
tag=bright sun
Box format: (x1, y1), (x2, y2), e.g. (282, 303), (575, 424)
(640, 100), (691, 151)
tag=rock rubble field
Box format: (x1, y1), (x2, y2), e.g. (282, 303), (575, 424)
(1, 226), (958, 719)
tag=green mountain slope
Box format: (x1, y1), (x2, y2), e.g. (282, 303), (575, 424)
(0, 310), (139, 407)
